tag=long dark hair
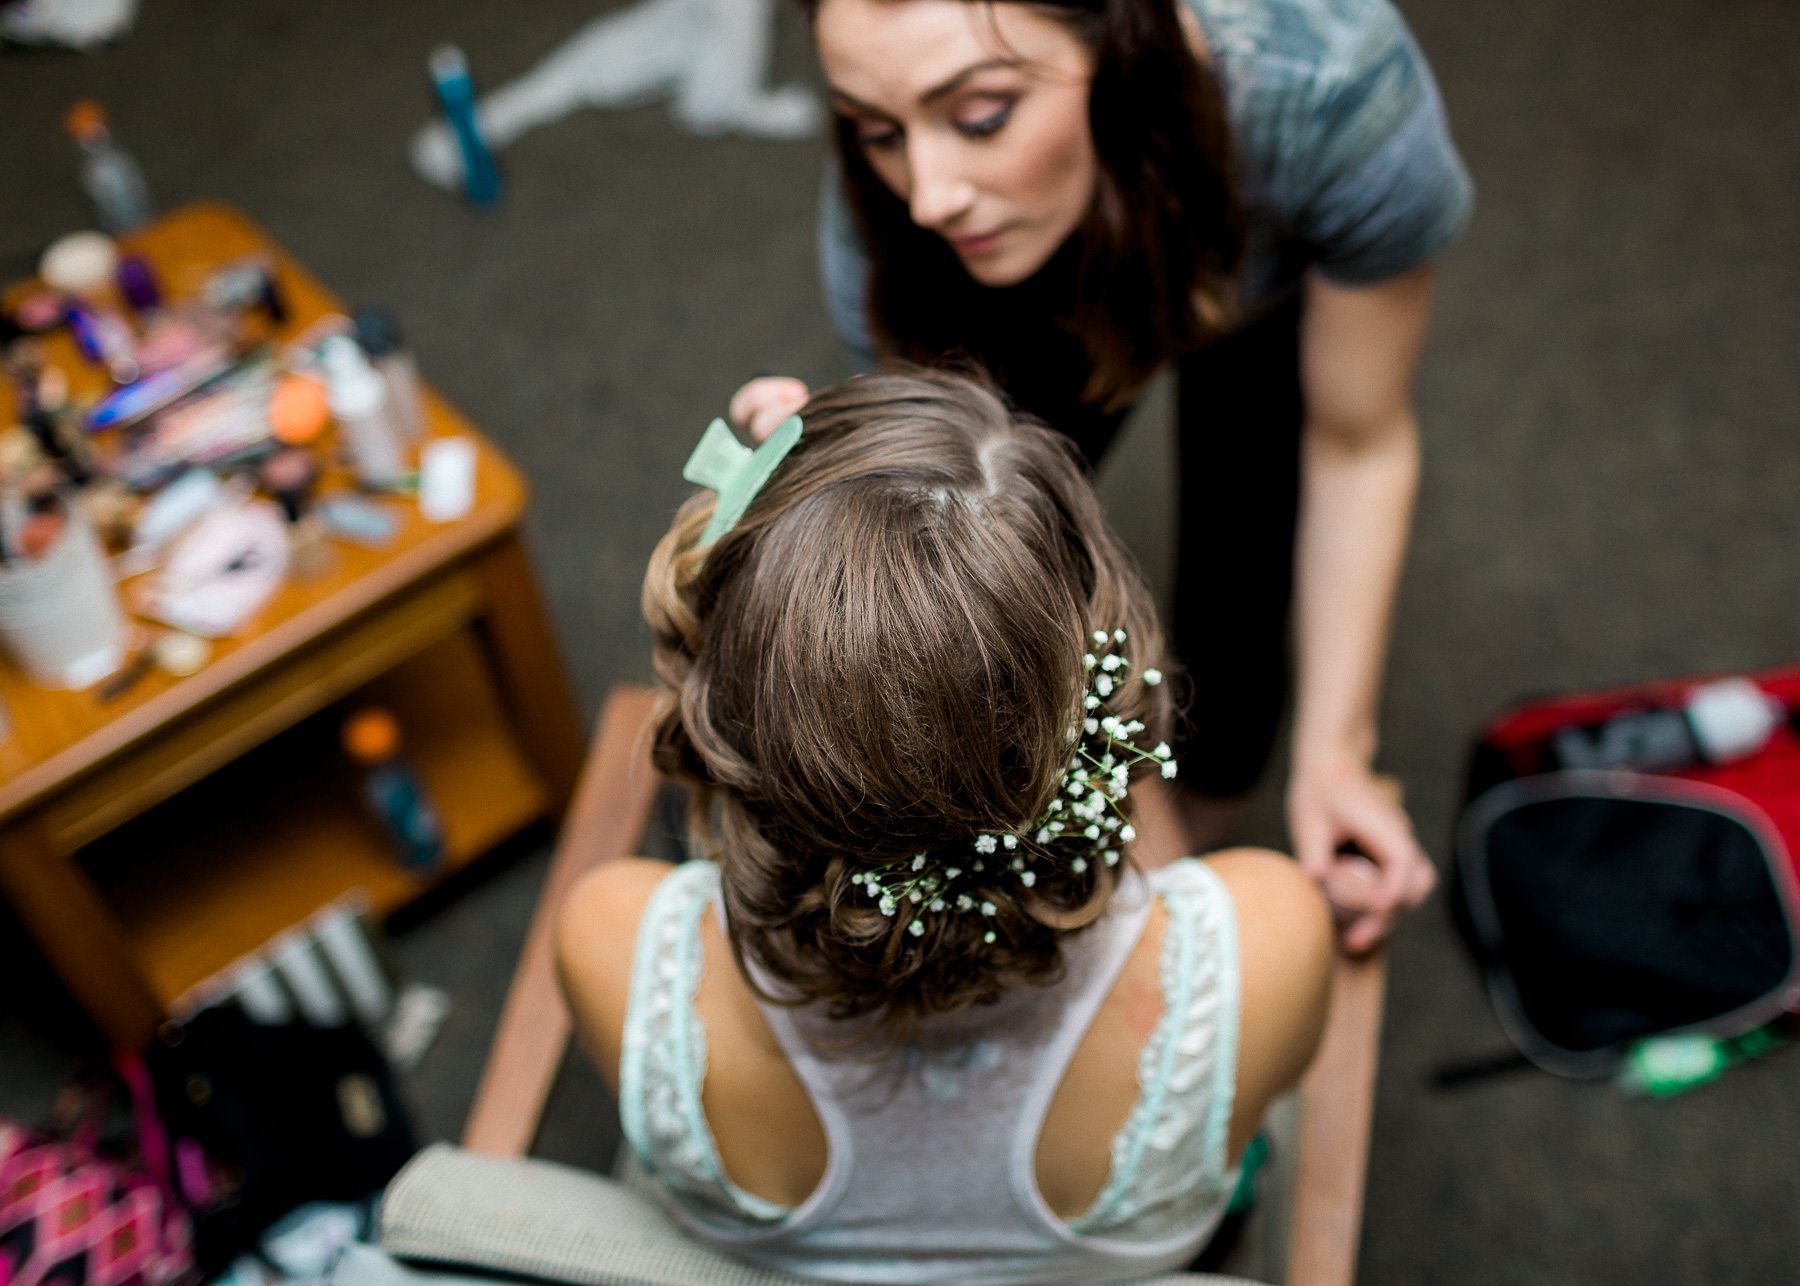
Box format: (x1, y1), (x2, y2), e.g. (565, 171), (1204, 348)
(803, 0), (1245, 411)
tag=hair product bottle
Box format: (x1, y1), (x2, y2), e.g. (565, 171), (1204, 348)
(342, 706), (445, 873)
(321, 335), (407, 488)
(63, 100), (154, 235)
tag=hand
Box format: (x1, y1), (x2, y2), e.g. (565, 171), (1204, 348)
(729, 376), (811, 443)
(1287, 758), (1436, 953)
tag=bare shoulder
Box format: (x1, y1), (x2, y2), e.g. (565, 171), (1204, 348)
(1202, 848), (1334, 1159)
(555, 857), (680, 1094)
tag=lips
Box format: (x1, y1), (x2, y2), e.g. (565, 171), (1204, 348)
(950, 227), (1008, 256)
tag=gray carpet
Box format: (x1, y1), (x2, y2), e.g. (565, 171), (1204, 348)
(3, 0), (1798, 1281)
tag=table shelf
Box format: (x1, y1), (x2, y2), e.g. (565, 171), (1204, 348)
(81, 629), (548, 1008)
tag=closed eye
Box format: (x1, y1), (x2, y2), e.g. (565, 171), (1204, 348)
(856, 122), (904, 151)
(955, 101), (1014, 138)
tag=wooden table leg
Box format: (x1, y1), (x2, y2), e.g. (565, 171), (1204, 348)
(471, 532), (586, 816)
(0, 816), (161, 1051)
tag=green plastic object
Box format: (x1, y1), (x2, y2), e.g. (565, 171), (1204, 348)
(1225, 1132), (1269, 1217)
(683, 414), (803, 545)
(1620, 1023), (1788, 1097)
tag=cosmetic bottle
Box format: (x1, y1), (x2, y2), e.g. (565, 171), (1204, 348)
(354, 308), (424, 442)
(64, 100), (154, 235)
(342, 707), (444, 874)
(320, 335), (406, 488)
(427, 45), (501, 205)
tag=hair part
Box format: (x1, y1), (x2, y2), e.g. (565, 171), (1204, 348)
(806, 0), (1245, 410)
(643, 371), (1173, 1041)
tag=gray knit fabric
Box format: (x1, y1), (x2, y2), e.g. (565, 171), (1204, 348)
(374, 1145), (1261, 1286)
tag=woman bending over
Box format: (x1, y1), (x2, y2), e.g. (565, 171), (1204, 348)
(559, 371), (1332, 1283)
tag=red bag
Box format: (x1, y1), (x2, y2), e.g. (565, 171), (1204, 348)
(1455, 664), (1800, 1075)
(0, 1056), (197, 1286)
(1471, 663), (1800, 885)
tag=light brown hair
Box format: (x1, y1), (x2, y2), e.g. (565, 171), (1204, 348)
(643, 370), (1173, 1037)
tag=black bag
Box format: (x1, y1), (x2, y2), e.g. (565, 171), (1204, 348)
(1456, 769), (1800, 1076)
(145, 1005), (416, 1272)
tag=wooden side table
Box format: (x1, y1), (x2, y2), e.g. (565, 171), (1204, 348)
(0, 204), (586, 1051)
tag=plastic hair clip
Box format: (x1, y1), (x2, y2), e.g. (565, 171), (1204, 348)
(682, 414), (802, 545)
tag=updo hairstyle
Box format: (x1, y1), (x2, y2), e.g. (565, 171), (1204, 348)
(642, 370), (1173, 1038)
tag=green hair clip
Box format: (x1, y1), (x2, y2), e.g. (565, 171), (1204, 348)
(682, 414), (803, 545)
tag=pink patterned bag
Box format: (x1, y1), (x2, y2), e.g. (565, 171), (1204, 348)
(0, 1056), (197, 1286)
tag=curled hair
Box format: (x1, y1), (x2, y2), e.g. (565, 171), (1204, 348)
(802, 0), (1244, 410)
(643, 371), (1174, 1040)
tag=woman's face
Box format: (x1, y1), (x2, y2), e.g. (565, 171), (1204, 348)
(815, 0), (1098, 287)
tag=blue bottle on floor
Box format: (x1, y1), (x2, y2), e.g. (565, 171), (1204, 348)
(343, 707), (445, 873)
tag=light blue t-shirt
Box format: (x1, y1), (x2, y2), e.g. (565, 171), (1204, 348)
(819, 0), (1474, 360)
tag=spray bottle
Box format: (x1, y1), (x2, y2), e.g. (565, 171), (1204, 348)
(320, 335), (407, 488)
(63, 100), (154, 235)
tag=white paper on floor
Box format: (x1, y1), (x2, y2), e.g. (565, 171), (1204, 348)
(410, 0), (821, 192)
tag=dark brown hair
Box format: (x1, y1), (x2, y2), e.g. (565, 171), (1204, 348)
(643, 371), (1173, 1038)
(802, 0), (1245, 410)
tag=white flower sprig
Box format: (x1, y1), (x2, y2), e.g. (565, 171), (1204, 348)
(851, 627), (1173, 945)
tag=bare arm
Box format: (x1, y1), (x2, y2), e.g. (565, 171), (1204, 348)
(1288, 264), (1440, 952)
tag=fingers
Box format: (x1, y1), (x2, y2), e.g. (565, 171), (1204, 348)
(1291, 767), (1438, 952)
(728, 377), (810, 443)
(1289, 805), (1338, 880)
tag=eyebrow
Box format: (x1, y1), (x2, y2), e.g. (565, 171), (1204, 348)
(829, 57), (1020, 115)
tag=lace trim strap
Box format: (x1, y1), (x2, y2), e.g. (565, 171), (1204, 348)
(1069, 858), (1241, 1239)
(618, 860), (789, 1227)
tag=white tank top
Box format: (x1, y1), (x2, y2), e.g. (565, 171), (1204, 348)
(619, 859), (1241, 1285)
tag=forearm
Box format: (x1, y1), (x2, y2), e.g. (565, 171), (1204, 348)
(1290, 410), (1419, 775)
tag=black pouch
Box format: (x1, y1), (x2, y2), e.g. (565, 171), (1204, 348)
(1456, 770), (1800, 1076)
(146, 1004), (416, 1272)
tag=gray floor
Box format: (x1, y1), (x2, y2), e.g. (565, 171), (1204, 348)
(3, 0), (1798, 1280)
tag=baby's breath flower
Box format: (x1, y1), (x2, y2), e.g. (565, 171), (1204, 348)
(846, 623), (1170, 944)
(984, 931), (997, 944)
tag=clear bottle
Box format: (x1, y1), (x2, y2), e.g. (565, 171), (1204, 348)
(342, 707), (444, 873)
(354, 308), (425, 442)
(63, 100), (154, 236)
(320, 335), (407, 488)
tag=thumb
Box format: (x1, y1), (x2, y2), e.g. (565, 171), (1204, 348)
(1288, 797), (1337, 880)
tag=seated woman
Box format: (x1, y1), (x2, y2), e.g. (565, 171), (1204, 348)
(558, 370), (1333, 1284)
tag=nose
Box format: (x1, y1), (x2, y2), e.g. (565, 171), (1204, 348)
(905, 134), (976, 232)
